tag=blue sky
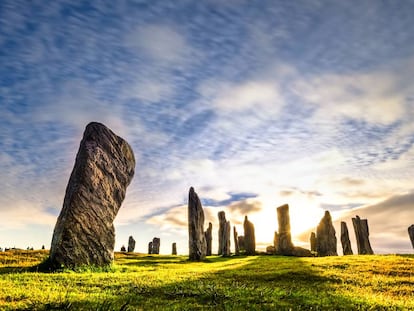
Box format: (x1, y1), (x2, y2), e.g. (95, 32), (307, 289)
(1, 0), (413, 254)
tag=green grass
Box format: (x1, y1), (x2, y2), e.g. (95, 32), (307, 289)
(0, 250), (413, 310)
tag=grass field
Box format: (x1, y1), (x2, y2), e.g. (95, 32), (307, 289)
(0, 250), (413, 310)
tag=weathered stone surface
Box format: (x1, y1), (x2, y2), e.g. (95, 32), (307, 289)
(49, 122), (135, 268)
(120, 245), (126, 252)
(352, 216), (374, 255)
(188, 187), (207, 261)
(152, 237), (160, 254)
(243, 216), (256, 255)
(205, 222), (212, 256)
(148, 242), (153, 254)
(233, 226), (240, 255)
(266, 245), (276, 254)
(273, 232), (280, 253)
(310, 232), (316, 252)
(276, 204), (294, 255)
(292, 247), (312, 257)
(316, 211), (337, 256)
(409, 225), (414, 249)
(127, 236), (136, 253)
(238, 236), (245, 251)
(218, 211), (231, 256)
(340, 222), (353, 255)
(172, 243), (177, 255)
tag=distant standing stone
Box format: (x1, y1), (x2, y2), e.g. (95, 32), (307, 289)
(120, 245), (126, 252)
(49, 122), (135, 269)
(316, 211), (338, 256)
(276, 204), (294, 255)
(352, 216), (374, 255)
(188, 187), (207, 261)
(310, 232), (316, 253)
(243, 216), (256, 255)
(152, 237), (160, 254)
(148, 242), (153, 255)
(238, 236), (245, 251)
(128, 236), (136, 253)
(409, 225), (414, 249)
(205, 222), (212, 256)
(340, 222), (353, 255)
(233, 226), (240, 255)
(172, 242), (177, 255)
(218, 211), (231, 256)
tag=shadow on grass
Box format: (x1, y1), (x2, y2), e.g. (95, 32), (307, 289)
(14, 255), (388, 310)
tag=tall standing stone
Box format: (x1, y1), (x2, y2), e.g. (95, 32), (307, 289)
(352, 216), (374, 255)
(188, 187), (207, 261)
(409, 225), (414, 249)
(152, 237), (160, 254)
(172, 243), (177, 255)
(340, 222), (353, 255)
(148, 242), (153, 255)
(310, 232), (316, 252)
(316, 211), (337, 256)
(218, 211), (226, 255)
(49, 122), (135, 269)
(205, 222), (212, 256)
(238, 236), (245, 252)
(276, 204), (294, 255)
(243, 216), (256, 255)
(233, 226), (240, 255)
(127, 236), (136, 253)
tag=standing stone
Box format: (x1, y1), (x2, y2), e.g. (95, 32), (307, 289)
(223, 221), (231, 256)
(273, 232), (280, 253)
(49, 122), (135, 269)
(204, 222), (213, 256)
(172, 243), (177, 255)
(310, 232), (316, 252)
(148, 242), (153, 255)
(120, 245), (126, 252)
(238, 236), (245, 251)
(233, 226), (240, 255)
(127, 236), (136, 253)
(188, 187), (207, 261)
(276, 204), (294, 255)
(218, 211), (226, 255)
(316, 211), (337, 256)
(243, 216), (256, 255)
(340, 222), (353, 255)
(409, 225), (414, 249)
(352, 216), (374, 255)
(152, 237), (160, 254)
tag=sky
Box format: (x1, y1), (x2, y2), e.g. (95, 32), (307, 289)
(0, 0), (413, 255)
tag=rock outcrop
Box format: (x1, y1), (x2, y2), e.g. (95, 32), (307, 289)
(172, 243), (177, 255)
(188, 187), (207, 261)
(233, 226), (240, 255)
(205, 222), (212, 256)
(310, 232), (316, 252)
(316, 211), (337, 256)
(49, 122), (135, 269)
(148, 242), (153, 254)
(152, 237), (160, 254)
(243, 216), (256, 255)
(218, 211), (231, 256)
(409, 225), (414, 249)
(275, 204), (294, 255)
(340, 222), (353, 255)
(127, 236), (136, 253)
(352, 216), (374, 255)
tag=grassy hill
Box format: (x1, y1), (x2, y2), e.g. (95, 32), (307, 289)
(0, 250), (413, 310)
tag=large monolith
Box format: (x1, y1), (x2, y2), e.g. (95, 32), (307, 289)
(316, 211), (337, 256)
(172, 243), (177, 255)
(49, 122), (135, 269)
(127, 236), (136, 253)
(310, 232), (316, 252)
(409, 225), (414, 249)
(188, 187), (207, 261)
(243, 216), (256, 255)
(340, 222), (353, 255)
(233, 226), (240, 255)
(276, 204), (294, 255)
(148, 242), (153, 254)
(218, 211), (231, 256)
(352, 216), (373, 254)
(152, 237), (160, 254)
(205, 222), (212, 256)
